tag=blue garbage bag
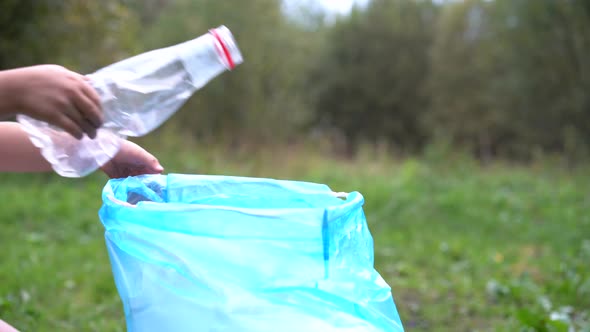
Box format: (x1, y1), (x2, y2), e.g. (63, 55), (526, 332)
(99, 173), (404, 332)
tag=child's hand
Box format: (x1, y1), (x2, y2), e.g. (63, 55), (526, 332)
(0, 65), (103, 139)
(100, 140), (164, 179)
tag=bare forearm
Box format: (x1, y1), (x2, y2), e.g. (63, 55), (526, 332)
(0, 122), (52, 172)
(0, 69), (21, 119)
(0, 318), (19, 332)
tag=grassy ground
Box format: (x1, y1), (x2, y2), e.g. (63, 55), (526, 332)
(1, 141), (589, 331)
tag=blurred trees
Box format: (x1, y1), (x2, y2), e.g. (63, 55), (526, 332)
(427, 0), (502, 161)
(310, 0), (436, 154)
(309, 0), (590, 161)
(1, 0), (590, 162)
(0, 0), (139, 72)
(427, 0), (590, 161)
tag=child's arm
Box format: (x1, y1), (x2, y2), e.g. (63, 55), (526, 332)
(0, 318), (19, 332)
(0, 122), (164, 177)
(0, 122), (51, 172)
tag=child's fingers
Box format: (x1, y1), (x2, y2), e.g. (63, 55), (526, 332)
(55, 114), (84, 140)
(73, 82), (103, 128)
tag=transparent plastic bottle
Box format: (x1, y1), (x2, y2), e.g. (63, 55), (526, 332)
(17, 25), (243, 177)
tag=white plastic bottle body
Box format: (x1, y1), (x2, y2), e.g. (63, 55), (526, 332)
(17, 25), (242, 177)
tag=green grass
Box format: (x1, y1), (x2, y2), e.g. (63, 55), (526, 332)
(1, 141), (589, 331)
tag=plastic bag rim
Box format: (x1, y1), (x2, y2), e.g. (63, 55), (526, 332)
(100, 174), (365, 216)
(103, 189), (364, 214)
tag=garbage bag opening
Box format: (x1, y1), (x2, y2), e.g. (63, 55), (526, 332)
(109, 173), (351, 209)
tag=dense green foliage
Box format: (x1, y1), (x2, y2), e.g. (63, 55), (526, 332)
(427, 0), (590, 161)
(0, 0), (140, 71)
(1, 0), (589, 160)
(310, 0), (436, 154)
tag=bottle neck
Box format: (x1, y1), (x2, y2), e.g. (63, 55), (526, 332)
(209, 25), (243, 71)
(176, 26), (243, 89)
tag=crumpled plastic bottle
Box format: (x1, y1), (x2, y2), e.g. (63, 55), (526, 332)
(17, 25), (243, 177)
